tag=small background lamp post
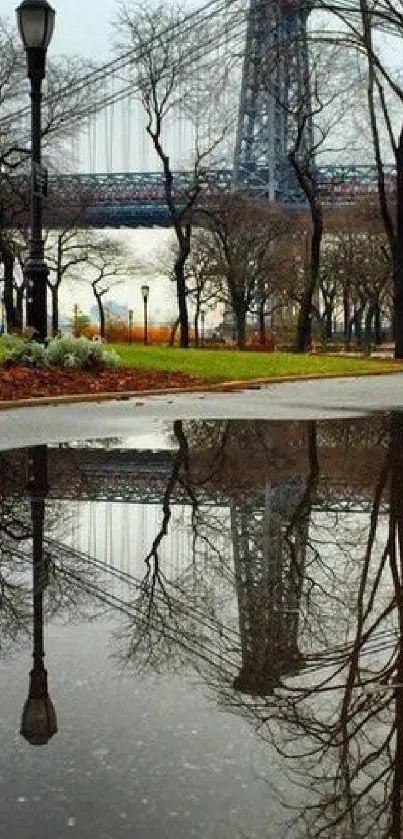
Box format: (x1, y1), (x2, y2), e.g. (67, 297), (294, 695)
(16, 0), (55, 343)
(141, 284), (150, 345)
(128, 308), (133, 344)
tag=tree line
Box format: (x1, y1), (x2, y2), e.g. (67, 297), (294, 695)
(0, 0), (402, 352)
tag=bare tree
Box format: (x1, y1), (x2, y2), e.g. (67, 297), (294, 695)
(194, 192), (293, 348)
(114, 1), (235, 348)
(283, 42), (366, 351)
(45, 221), (95, 337)
(67, 235), (136, 340)
(314, 0), (403, 357)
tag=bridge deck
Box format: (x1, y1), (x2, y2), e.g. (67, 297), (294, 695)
(4, 166), (395, 228)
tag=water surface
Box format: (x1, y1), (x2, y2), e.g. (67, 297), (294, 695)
(1, 414), (402, 838)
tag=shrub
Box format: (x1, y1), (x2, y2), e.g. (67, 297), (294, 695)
(46, 336), (121, 370)
(3, 335), (121, 371)
(3, 336), (48, 367)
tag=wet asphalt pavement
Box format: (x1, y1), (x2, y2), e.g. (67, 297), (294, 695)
(1, 373), (403, 450)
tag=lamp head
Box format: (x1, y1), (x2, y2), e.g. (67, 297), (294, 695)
(141, 284), (150, 302)
(16, 0), (55, 50)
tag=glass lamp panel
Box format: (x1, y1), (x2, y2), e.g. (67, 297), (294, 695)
(17, 7), (45, 47)
(16, 2), (55, 49)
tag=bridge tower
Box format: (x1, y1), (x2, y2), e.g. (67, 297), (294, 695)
(233, 0), (313, 202)
(230, 482), (309, 696)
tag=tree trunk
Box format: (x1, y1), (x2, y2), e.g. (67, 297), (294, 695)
(236, 308), (247, 349)
(50, 284), (59, 336)
(374, 302), (382, 345)
(258, 300), (266, 345)
(389, 413), (403, 839)
(394, 128), (403, 358)
(148, 131), (192, 350)
(324, 304), (333, 341)
(3, 249), (15, 331)
(343, 290), (350, 340)
(14, 284), (24, 331)
(96, 295), (105, 339)
(194, 311), (199, 347)
(169, 317), (180, 346)
(364, 305), (373, 347)
(353, 308), (363, 345)
(174, 252), (189, 348)
(293, 204), (323, 353)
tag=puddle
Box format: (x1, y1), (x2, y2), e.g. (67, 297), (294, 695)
(0, 414), (401, 837)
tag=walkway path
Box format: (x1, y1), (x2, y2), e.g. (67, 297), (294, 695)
(1, 373), (402, 450)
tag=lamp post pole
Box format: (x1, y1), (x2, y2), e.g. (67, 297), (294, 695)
(16, 0), (55, 344)
(141, 285), (150, 346)
(128, 308), (133, 344)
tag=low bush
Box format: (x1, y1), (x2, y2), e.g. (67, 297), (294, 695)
(3, 335), (121, 371)
(2, 336), (48, 367)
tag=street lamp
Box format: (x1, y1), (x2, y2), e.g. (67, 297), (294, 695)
(16, 0), (55, 343)
(128, 308), (134, 344)
(141, 284), (150, 345)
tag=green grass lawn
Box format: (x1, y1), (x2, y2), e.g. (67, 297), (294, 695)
(111, 343), (403, 381)
(1, 336), (402, 382)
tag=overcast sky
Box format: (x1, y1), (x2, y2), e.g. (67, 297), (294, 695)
(3, 0), (116, 59)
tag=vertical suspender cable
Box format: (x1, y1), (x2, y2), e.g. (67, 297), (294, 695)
(104, 107), (109, 173)
(127, 95), (132, 171)
(92, 116), (97, 172)
(87, 117), (92, 173)
(110, 82), (115, 172)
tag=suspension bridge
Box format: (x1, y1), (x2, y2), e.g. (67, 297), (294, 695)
(2, 0), (393, 229)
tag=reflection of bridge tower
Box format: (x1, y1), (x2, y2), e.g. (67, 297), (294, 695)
(231, 482), (308, 696)
(233, 0), (313, 201)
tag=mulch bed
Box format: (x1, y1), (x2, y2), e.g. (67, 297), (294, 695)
(0, 364), (211, 402)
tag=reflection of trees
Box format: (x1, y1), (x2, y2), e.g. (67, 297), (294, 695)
(248, 411), (403, 839)
(109, 415), (403, 836)
(3, 416), (403, 832)
(113, 420), (319, 704)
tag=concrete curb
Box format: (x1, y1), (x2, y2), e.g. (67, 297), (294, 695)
(1, 366), (403, 411)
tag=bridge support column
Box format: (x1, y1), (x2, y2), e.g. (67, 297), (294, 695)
(233, 0), (313, 201)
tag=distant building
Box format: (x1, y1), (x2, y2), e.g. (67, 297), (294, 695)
(90, 301), (128, 322)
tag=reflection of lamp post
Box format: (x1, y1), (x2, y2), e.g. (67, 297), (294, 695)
(200, 309), (206, 346)
(16, 0), (55, 343)
(141, 284), (150, 345)
(20, 446), (57, 746)
(128, 308), (133, 344)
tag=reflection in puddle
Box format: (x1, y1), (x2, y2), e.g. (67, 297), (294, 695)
(1, 414), (402, 837)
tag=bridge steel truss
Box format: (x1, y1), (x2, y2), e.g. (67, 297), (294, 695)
(233, 0), (313, 202)
(41, 164), (395, 229)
